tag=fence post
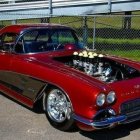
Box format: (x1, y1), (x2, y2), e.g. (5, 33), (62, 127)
(49, 0), (53, 15)
(83, 16), (88, 47)
(123, 11), (132, 29)
(93, 16), (96, 50)
(40, 0), (52, 23)
(108, 0), (112, 13)
(9, 0), (16, 24)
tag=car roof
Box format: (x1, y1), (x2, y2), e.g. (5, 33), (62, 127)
(0, 23), (72, 35)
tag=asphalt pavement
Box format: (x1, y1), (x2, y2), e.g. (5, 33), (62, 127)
(0, 92), (140, 140)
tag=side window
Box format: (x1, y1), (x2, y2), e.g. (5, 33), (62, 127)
(23, 31), (38, 41)
(37, 31), (49, 41)
(0, 33), (17, 52)
(15, 38), (24, 53)
(51, 32), (59, 43)
(51, 31), (76, 44)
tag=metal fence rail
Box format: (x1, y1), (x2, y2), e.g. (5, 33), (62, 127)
(0, 0), (140, 20)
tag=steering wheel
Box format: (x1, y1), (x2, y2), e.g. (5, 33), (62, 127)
(56, 44), (64, 50)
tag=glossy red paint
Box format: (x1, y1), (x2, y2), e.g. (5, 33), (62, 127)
(0, 24), (140, 131)
(64, 44), (76, 50)
(0, 23), (71, 35)
(11, 52), (102, 119)
(0, 84), (33, 107)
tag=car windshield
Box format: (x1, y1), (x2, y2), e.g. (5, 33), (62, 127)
(15, 28), (82, 53)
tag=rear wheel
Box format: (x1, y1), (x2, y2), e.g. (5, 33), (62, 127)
(43, 88), (75, 131)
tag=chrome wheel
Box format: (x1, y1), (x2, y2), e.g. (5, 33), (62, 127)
(46, 89), (71, 123)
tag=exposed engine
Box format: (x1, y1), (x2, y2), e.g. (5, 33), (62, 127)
(54, 50), (140, 83)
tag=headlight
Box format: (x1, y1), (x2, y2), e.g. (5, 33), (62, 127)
(106, 91), (116, 104)
(96, 93), (105, 107)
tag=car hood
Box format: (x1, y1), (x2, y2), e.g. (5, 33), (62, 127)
(23, 52), (112, 92)
(21, 51), (140, 98)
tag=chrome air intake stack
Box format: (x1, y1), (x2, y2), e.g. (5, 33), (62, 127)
(73, 51), (79, 67)
(73, 50), (98, 75)
(98, 54), (104, 75)
(84, 54), (94, 76)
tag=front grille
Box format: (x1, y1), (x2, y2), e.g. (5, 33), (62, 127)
(121, 99), (140, 114)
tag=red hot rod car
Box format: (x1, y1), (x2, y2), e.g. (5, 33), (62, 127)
(0, 24), (140, 131)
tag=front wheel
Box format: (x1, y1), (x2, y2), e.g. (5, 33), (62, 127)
(43, 88), (75, 131)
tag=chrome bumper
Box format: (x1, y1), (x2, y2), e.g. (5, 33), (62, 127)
(73, 108), (127, 129)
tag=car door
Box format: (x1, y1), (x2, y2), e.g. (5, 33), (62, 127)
(0, 33), (30, 102)
(8, 54), (46, 101)
(0, 33), (16, 87)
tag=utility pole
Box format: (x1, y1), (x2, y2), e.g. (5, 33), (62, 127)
(83, 17), (88, 47)
(123, 11), (132, 29)
(41, 0), (52, 23)
(93, 17), (96, 50)
(108, 0), (112, 13)
(49, 0), (52, 15)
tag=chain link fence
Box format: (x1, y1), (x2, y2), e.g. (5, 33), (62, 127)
(0, 14), (140, 61)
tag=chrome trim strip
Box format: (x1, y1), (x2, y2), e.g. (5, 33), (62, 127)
(73, 114), (126, 128)
(0, 87), (33, 108)
(34, 84), (48, 102)
(72, 114), (94, 126)
(93, 116), (127, 127)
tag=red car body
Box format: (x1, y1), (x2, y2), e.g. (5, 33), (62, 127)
(0, 24), (140, 131)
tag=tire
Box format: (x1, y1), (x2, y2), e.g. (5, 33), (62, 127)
(43, 88), (75, 131)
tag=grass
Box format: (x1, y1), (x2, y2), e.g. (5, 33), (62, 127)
(86, 36), (140, 62)
(88, 38), (140, 45)
(104, 50), (140, 61)
(88, 38), (140, 61)
(87, 37), (140, 61)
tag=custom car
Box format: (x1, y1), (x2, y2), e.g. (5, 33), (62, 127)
(0, 24), (140, 131)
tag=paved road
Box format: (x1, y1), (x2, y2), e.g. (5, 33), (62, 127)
(0, 93), (140, 140)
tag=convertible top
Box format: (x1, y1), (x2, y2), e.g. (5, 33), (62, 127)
(0, 23), (72, 35)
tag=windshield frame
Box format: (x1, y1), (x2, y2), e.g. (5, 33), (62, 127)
(14, 28), (81, 54)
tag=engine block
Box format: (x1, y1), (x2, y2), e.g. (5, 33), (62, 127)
(54, 50), (140, 83)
